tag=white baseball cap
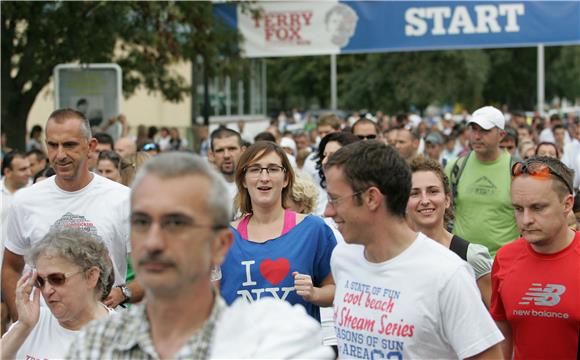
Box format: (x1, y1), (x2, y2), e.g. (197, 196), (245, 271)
(468, 106), (505, 130)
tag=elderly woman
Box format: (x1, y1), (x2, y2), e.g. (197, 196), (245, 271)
(406, 157), (492, 307)
(1, 228), (114, 359)
(220, 141), (337, 322)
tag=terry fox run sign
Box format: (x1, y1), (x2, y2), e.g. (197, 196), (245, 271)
(214, 1), (580, 57)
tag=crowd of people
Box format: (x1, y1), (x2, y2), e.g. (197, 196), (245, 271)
(0, 104), (579, 359)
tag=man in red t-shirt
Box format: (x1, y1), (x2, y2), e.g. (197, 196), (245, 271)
(491, 156), (580, 359)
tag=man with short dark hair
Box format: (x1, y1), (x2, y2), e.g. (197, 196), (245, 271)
(67, 152), (332, 359)
(2, 109), (134, 320)
(491, 157), (580, 359)
(325, 141), (503, 359)
(1, 151), (31, 223)
(25, 149), (47, 178)
(351, 118), (382, 141)
(394, 126), (420, 163)
(208, 127), (245, 207)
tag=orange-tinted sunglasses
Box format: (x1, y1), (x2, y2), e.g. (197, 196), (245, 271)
(511, 160), (573, 194)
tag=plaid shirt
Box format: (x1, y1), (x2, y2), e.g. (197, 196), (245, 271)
(67, 296), (225, 360)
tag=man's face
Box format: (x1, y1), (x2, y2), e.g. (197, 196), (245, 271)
(6, 156), (32, 189)
(394, 129), (418, 160)
(554, 129), (565, 144)
(517, 127), (531, 141)
(468, 124), (502, 157)
(317, 125), (335, 140)
(294, 135), (309, 151)
(45, 118), (95, 183)
(511, 176), (572, 252)
(499, 138), (517, 156)
(27, 153), (46, 177)
(353, 122), (379, 140)
(323, 166), (365, 245)
(114, 138), (135, 158)
(130, 174), (231, 296)
(425, 142), (443, 160)
(210, 136), (244, 177)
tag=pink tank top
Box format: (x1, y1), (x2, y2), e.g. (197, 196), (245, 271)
(237, 208), (297, 240)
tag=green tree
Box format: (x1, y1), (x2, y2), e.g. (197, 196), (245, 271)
(1, 1), (241, 150)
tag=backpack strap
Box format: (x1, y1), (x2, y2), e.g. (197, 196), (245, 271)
(449, 235), (470, 261)
(450, 151), (472, 210)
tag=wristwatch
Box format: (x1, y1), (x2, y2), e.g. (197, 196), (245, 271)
(118, 285), (132, 305)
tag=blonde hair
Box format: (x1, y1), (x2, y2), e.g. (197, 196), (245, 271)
(121, 151), (151, 187)
(290, 174), (318, 214)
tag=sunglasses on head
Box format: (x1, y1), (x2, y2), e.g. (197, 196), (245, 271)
(511, 160), (573, 194)
(35, 270), (83, 289)
(357, 134), (377, 140)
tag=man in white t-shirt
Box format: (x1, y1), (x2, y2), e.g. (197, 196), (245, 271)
(1, 109), (134, 321)
(324, 141), (504, 359)
(208, 127), (245, 212)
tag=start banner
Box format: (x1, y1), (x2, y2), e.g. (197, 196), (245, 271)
(214, 1), (580, 58)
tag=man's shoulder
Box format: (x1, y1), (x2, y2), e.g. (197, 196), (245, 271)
(12, 177), (55, 204)
(414, 234), (468, 270)
(495, 237), (527, 263)
(76, 305), (144, 350)
(91, 174), (130, 193)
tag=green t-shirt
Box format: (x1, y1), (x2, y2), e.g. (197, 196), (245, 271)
(445, 151), (519, 256)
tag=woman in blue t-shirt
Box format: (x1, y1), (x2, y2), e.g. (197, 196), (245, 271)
(220, 141), (336, 321)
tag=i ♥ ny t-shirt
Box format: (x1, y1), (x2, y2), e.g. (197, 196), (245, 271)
(220, 215), (336, 321)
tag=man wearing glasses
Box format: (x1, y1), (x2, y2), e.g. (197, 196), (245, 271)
(491, 157), (580, 359)
(324, 141), (503, 359)
(351, 118), (382, 141)
(67, 152), (333, 359)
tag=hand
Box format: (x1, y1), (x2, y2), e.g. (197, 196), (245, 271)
(15, 270), (40, 329)
(293, 271), (317, 303)
(117, 114), (127, 124)
(103, 287), (125, 308)
(106, 116), (117, 126)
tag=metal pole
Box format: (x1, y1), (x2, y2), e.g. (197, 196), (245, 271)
(537, 44), (545, 115)
(330, 54), (337, 110)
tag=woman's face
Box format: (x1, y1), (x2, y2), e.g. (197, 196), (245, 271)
(406, 170), (450, 231)
(243, 151), (289, 209)
(35, 255), (98, 324)
(97, 159), (121, 183)
(536, 144), (558, 158)
(322, 141), (342, 166)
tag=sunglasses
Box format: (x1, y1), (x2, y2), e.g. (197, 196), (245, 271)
(511, 160), (573, 194)
(357, 134), (377, 140)
(35, 270), (84, 289)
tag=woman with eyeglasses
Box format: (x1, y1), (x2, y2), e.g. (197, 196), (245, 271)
(406, 157), (493, 307)
(96, 150), (123, 183)
(1, 228), (114, 359)
(220, 141), (337, 323)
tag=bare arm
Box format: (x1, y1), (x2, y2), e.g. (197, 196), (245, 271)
(465, 343), (504, 360)
(477, 273), (492, 309)
(1, 250), (25, 321)
(495, 320), (513, 360)
(293, 272), (335, 307)
(103, 280), (145, 308)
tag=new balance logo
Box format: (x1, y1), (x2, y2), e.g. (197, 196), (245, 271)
(518, 283), (566, 306)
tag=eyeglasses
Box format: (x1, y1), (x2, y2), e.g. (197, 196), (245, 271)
(357, 134), (377, 140)
(511, 160), (573, 194)
(35, 270), (84, 289)
(131, 214), (227, 235)
(327, 191), (364, 207)
(244, 164), (286, 178)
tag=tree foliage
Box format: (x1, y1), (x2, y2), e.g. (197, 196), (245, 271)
(1, 1), (241, 150)
(266, 46), (580, 114)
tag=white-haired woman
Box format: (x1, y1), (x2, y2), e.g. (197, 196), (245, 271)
(1, 228), (114, 359)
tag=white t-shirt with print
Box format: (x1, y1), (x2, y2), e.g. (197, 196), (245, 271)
(10, 306), (114, 360)
(5, 174), (130, 286)
(332, 233), (503, 359)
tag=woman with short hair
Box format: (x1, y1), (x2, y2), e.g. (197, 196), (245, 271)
(1, 228), (114, 359)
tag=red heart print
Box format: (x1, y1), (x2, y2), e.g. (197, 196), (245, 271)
(259, 258), (290, 285)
